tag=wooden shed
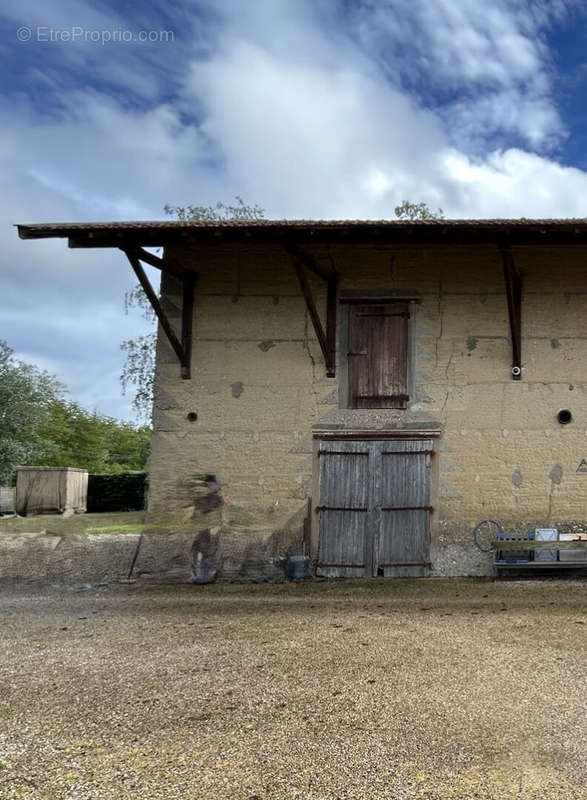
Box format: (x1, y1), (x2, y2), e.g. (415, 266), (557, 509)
(15, 467), (88, 516)
(0, 487), (16, 515)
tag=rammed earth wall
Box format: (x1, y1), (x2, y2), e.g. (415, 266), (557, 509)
(147, 242), (587, 577)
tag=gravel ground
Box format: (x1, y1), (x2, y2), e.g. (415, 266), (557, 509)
(0, 578), (585, 800)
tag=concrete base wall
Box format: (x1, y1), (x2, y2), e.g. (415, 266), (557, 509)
(145, 241), (587, 577)
(0, 513), (305, 585)
(0, 531), (141, 584)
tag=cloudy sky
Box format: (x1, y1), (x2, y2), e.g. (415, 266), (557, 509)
(3, 0), (587, 421)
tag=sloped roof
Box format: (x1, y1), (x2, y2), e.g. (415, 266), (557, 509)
(16, 217), (587, 246)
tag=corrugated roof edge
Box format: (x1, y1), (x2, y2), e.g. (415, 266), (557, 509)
(15, 217), (587, 236)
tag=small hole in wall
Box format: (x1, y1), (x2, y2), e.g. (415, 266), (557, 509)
(557, 409), (572, 425)
(186, 412), (198, 422)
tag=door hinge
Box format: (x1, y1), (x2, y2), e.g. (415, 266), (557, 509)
(381, 505), (433, 512)
(315, 505), (368, 512)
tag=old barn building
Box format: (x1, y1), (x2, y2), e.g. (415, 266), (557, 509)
(18, 218), (587, 578)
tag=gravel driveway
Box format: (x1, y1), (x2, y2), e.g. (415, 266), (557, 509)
(0, 579), (585, 799)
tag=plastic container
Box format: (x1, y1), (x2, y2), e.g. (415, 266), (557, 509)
(534, 527), (558, 562)
(284, 555), (310, 582)
(558, 533), (587, 562)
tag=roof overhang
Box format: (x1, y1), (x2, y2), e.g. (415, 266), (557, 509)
(18, 217), (566, 384)
(16, 218), (587, 248)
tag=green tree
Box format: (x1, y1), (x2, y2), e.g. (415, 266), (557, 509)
(394, 200), (444, 220)
(120, 197), (265, 420)
(0, 340), (65, 484)
(37, 400), (150, 473)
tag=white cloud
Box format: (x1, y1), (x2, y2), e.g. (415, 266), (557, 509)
(344, 0), (580, 148)
(185, 40), (448, 217)
(4, 0), (587, 420)
(181, 7), (587, 218)
(446, 90), (563, 150)
(441, 149), (587, 217)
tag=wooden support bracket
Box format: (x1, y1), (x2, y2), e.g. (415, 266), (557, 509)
(500, 242), (522, 380)
(286, 241), (338, 377)
(181, 273), (196, 379)
(123, 248), (196, 380)
(131, 247), (187, 281)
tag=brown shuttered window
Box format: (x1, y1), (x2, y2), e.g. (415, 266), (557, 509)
(348, 301), (409, 409)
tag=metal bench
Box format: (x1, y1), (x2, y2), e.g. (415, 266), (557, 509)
(472, 521), (587, 577)
(492, 538), (587, 577)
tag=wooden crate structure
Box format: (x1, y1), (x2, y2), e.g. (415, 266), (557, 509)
(0, 487), (15, 515)
(15, 467), (88, 516)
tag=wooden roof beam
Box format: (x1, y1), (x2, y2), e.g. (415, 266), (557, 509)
(59, 228), (587, 248)
(123, 248), (193, 379)
(287, 243), (338, 377)
(284, 240), (335, 282)
(121, 246), (188, 281)
(500, 242), (522, 380)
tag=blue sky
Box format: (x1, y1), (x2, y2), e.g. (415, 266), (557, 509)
(2, 0), (587, 420)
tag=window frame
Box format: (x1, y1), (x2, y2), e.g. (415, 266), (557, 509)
(338, 296), (418, 411)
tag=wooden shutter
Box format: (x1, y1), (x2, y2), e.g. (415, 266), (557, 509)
(348, 302), (409, 409)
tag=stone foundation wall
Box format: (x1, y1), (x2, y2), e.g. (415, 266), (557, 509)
(147, 241), (587, 576)
(0, 508), (305, 585)
(0, 531), (141, 584)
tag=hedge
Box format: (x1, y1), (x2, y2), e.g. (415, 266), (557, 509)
(87, 472), (147, 513)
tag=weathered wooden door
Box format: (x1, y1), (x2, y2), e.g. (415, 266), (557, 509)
(316, 439), (432, 578)
(377, 439), (432, 577)
(316, 441), (370, 577)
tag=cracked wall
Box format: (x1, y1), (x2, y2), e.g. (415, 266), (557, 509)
(147, 241), (587, 576)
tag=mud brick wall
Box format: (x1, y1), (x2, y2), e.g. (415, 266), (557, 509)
(148, 241), (587, 576)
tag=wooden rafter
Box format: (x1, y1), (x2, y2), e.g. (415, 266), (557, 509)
(286, 241), (338, 377)
(326, 273), (337, 374)
(123, 248), (195, 380)
(285, 241), (333, 282)
(500, 242), (522, 380)
(130, 247), (186, 281)
(181, 273), (196, 379)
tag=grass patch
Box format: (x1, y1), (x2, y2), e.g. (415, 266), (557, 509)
(0, 511), (146, 535)
(85, 524), (146, 533)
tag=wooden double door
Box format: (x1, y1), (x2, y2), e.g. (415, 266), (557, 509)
(316, 438), (433, 577)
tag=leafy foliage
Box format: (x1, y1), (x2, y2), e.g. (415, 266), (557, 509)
(87, 472), (147, 513)
(38, 400), (151, 474)
(121, 197), (265, 420)
(120, 332), (157, 421)
(163, 196), (265, 222)
(394, 200), (445, 220)
(0, 340), (150, 484)
(0, 341), (64, 484)
(124, 283), (155, 323)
